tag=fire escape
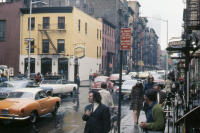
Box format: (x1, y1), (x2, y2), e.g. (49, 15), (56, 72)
(187, 0), (200, 34)
(38, 24), (67, 55)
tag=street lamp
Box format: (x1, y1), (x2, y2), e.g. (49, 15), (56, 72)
(140, 45), (153, 71)
(27, 0), (47, 79)
(143, 17), (168, 74)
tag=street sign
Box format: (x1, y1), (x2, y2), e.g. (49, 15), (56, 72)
(120, 28), (131, 50)
(24, 38), (34, 42)
(169, 40), (185, 47)
(26, 47), (29, 50)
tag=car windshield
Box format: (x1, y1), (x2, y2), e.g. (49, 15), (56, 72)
(123, 81), (137, 85)
(95, 78), (106, 82)
(26, 82), (39, 87)
(41, 80), (57, 84)
(0, 82), (15, 88)
(110, 74), (119, 77)
(7, 92), (34, 99)
(157, 72), (165, 74)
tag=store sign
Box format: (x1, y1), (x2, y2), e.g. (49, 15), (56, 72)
(74, 46), (85, 58)
(169, 41), (186, 47)
(120, 28), (131, 50)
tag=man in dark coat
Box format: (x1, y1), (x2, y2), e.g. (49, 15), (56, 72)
(82, 90), (110, 133)
(75, 74), (80, 86)
(153, 84), (166, 105)
(143, 75), (155, 117)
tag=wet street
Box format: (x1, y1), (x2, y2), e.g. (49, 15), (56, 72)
(0, 82), (132, 133)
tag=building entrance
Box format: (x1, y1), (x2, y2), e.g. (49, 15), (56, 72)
(24, 58), (35, 74)
(58, 58), (68, 79)
(41, 58), (52, 75)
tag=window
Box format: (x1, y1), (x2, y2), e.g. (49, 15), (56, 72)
(85, 23), (87, 34)
(31, 41), (34, 53)
(43, 17), (50, 29)
(58, 40), (64, 53)
(0, 20), (6, 41)
(105, 39), (106, 50)
(97, 46), (98, 58)
(102, 37), (104, 49)
(78, 20), (80, 31)
(97, 29), (99, 39)
(100, 47), (101, 57)
(112, 30), (113, 37)
(28, 18), (35, 30)
(108, 28), (109, 35)
(105, 26), (107, 34)
(39, 91), (47, 99)
(43, 40), (49, 53)
(100, 30), (101, 40)
(103, 25), (104, 34)
(76, 0), (80, 5)
(58, 17), (65, 29)
(110, 29), (111, 36)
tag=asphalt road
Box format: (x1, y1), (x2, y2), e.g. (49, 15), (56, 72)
(0, 84), (132, 133)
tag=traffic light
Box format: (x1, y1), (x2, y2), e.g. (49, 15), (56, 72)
(70, 54), (73, 59)
(66, 54), (69, 59)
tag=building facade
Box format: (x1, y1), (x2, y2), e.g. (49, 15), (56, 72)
(98, 18), (116, 75)
(0, 0), (28, 75)
(20, 7), (102, 81)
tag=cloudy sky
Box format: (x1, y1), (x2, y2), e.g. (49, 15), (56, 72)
(128, 0), (185, 50)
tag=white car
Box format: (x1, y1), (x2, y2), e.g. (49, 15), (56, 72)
(40, 77), (77, 97)
(116, 80), (137, 95)
(128, 72), (138, 78)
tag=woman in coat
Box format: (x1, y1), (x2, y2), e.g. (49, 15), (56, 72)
(130, 80), (143, 127)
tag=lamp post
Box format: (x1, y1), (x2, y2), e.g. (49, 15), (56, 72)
(27, 0), (47, 79)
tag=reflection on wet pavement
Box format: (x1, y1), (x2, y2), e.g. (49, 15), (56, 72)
(0, 85), (131, 133)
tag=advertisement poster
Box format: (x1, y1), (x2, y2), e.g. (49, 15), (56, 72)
(4, 69), (9, 79)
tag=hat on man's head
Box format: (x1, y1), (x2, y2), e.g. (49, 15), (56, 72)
(145, 89), (157, 101)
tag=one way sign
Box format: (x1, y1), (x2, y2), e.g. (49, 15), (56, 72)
(24, 38), (34, 42)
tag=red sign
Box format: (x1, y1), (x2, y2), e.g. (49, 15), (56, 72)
(120, 28), (131, 50)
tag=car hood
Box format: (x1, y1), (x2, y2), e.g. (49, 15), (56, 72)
(0, 87), (17, 93)
(0, 98), (28, 110)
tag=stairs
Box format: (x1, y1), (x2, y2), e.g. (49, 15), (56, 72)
(43, 30), (58, 54)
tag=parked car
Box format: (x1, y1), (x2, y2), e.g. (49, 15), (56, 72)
(90, 76), (114, 92)
(138, 72), (149, 79)
(116, 79), (137, 99)
(115, 75), (134, 85)
(0, 88), (61, 123)
(0, 80), (54, 99)
(110, 74), (119, 84)
(152, 74), (165, 86)
(128, 72), (138, 78)
(40, 76), (77, 97)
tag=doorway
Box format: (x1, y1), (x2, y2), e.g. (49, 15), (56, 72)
(41, 58), (52, 75)
(58, 58), (68, 79)
(24, 58), (35, 74)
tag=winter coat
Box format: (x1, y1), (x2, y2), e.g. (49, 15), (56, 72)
(130, 84), (143, 110)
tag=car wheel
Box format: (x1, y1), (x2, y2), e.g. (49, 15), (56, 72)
(30, 111), (37, 123)
(70, 88), (76, 95)
(52, 104), (58, 116)
(57, 93), (62, 98)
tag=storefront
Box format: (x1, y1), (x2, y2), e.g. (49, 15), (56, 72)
(41, 58), (52, 75)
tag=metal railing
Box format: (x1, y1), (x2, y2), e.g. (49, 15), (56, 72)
(38, 24), (67, 31)
(37, 48), (65, 55)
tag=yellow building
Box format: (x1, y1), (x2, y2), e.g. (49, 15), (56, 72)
(20, 7), (102, 81)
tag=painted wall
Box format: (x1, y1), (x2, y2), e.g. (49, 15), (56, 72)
(20, 7), (102, 81)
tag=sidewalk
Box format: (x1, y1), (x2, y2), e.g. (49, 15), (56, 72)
(80, 80), (91, 87)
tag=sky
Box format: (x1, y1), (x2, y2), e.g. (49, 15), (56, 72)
(128, 0), (185, 50)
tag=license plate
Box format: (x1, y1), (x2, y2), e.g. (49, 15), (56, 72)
(97, 85), (100, 88)
(125, 93), (130, 95)
(1, 110), (9, 115)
